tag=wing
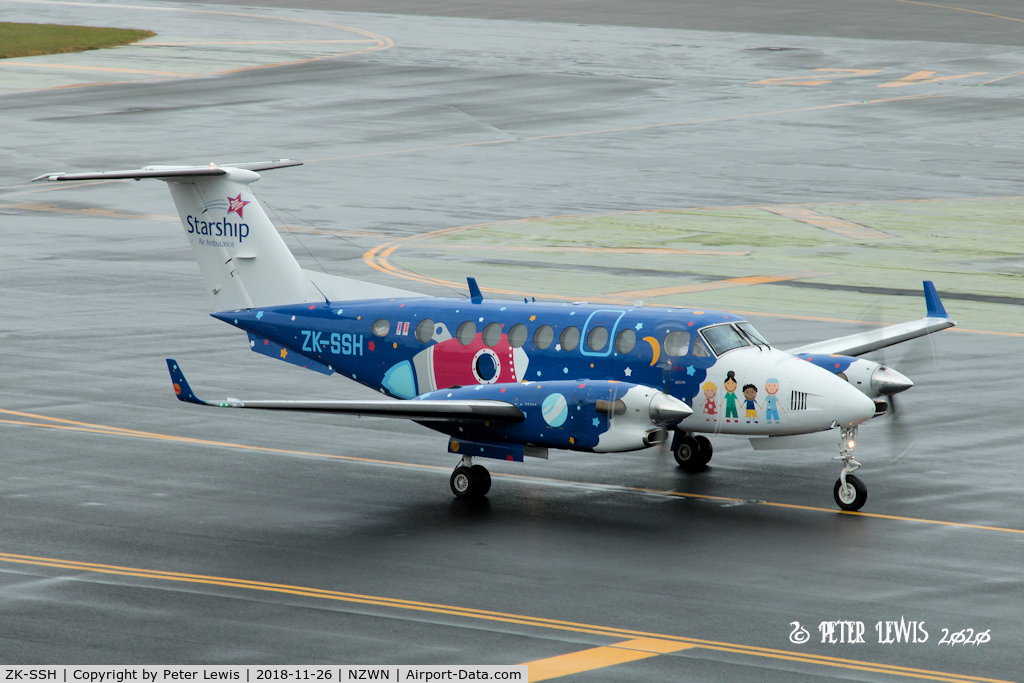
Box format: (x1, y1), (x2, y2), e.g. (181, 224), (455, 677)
(785, 281), (956, 357)
(166, 360), (524, 422)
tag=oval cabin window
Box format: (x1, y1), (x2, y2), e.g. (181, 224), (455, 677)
(456, 321), (476, 345)
(664, 331), (691, 356)
(615, 329), (636, 354)
(415, 319), (434, 343)
(482, 322), (502, 347)
(560, 326), (580, 352)
(507, 323), (528, 348)
(534, 325), (554, 350)
(586, 326), (608, 352)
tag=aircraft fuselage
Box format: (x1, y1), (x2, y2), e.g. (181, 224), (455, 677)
(216, 296), (875, 444)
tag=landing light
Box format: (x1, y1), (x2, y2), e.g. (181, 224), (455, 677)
(847, 440), (856, 449)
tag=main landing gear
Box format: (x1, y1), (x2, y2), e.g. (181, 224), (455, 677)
(450, 455), (491, 500)
(672, 431), (713, 472)
(833, 426), (867, 511)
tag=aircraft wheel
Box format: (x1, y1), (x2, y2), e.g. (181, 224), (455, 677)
(451, 466), (475, 499)
(694, 435), (713, 464)
(470, 465), (491, 496)
(673, 436), (706, 472)
(834, 474), (868, 511)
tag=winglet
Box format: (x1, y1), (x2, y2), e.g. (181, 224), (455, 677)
(165, 359), (209, 405)
(467, 277), (484, 304)
(923, 281), (949, 318)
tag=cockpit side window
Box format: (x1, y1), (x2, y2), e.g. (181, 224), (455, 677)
(700, 323), (750, 356)
(693, 336), (711, 357)
(736, 322), (770, 347)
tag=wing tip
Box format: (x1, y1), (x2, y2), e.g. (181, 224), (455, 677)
(165, 358), (206, 405)
(922, 281), (950, 319)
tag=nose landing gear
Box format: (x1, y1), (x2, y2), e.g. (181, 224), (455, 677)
(450, 455), (492, 500)
(833, 426), (867, 511)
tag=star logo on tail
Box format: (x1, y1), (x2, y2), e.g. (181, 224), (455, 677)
(227, 194), (250, 217)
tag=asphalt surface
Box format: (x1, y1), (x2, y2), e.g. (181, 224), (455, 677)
(1, 0), (1022, 680)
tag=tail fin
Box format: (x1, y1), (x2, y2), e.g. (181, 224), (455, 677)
(34, 161), (418, 309)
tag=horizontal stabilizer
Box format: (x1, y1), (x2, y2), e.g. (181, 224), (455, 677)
(785, 281), (956, 357)
(165, 359), (524, 422)
(32, 160), (302, 182)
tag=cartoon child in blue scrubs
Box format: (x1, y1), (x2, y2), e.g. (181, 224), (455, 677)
(764, 377), (783, 424)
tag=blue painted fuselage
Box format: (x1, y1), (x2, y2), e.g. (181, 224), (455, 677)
(217, 297), (727, 399)
(215, 295), (866, 443)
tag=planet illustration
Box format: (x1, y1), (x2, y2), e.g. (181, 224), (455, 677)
(541, 393), (568, 427)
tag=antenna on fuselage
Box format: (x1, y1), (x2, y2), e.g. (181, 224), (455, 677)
(467, 277), (484, 304)
(311, 282), (331, 304)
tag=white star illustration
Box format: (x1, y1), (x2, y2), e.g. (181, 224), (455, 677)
(624, 367), (632, 377)
(635, 322), (643, 330)
(479, 317), (484, 322)
(555, 344), (561, 351)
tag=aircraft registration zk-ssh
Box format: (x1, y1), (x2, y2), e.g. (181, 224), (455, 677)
(34, 161), (957, 511)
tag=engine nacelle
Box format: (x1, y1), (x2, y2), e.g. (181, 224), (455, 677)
(415, 380), (691, 453)
(794, 354), (913, 399)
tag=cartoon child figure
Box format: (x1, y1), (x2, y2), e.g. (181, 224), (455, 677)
(763, 378), (783, 424)
(742, 384), (759, 423)
(722, 371), (739, 422)
(701, 381), (718, 422)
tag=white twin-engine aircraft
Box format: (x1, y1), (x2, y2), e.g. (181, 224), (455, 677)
(34, 160), (956, 510)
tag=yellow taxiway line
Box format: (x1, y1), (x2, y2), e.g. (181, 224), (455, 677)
(429, 244), (751, 256)
(0, 551), (1011, 683)
(892, 0), (1024, 24)
(2, 408), (1023, 537)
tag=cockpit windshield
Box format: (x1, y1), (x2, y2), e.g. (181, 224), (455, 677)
(736, 322), (770, 347)
(700, 324), (750, 356)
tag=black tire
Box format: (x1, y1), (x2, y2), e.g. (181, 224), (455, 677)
(694, 435), (713, 464)
(450, 466), (475, 499)
(673, 436), (706, 472)
(833, 474), (868, 511)
(470, 465), (491, 496)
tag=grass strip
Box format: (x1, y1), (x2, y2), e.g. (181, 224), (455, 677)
(0, 22), (155, 60)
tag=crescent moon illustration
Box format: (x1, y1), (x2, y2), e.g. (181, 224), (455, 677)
(643, 336), (660, 366)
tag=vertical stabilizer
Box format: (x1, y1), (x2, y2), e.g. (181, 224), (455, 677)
(165, 169), (307, 309)
(33, 160), (421, 309)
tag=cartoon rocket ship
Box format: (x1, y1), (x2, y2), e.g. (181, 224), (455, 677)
(382, 323), (530, 398)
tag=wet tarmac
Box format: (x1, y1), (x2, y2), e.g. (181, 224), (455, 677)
(1, 0), (1022, 679)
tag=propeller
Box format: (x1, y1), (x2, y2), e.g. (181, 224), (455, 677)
(866, 307), (941, 464)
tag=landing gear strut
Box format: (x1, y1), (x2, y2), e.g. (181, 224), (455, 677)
(450, 456), (491, 499)
(672, 431), (713, 472)
(833, 426), (867, 511)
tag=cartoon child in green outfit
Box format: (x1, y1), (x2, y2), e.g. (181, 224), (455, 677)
(722, 370), (739, 422)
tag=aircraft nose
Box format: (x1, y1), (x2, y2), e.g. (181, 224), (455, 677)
(870, 366), (914, 396)
(835, 381), (877, 427)
(649, 393), (692, 425)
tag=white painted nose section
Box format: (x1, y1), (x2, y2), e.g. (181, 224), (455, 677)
(834, 380), (877, 427)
